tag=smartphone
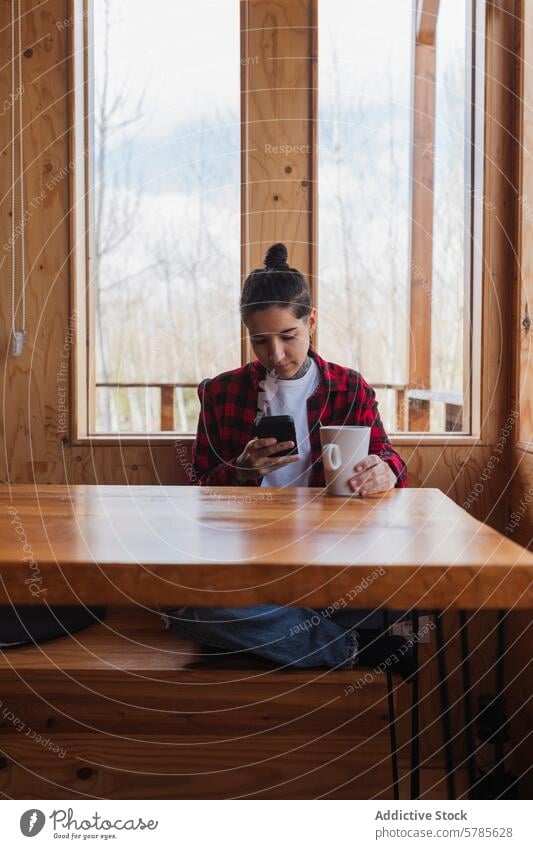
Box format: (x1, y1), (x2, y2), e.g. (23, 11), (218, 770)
(252, 415), (298, 457)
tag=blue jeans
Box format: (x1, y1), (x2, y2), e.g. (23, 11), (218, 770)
(162, 605), (410, 670)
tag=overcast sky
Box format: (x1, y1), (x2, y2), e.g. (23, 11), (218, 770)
(92, 0), (468, 399)
(94, 0), (466, 149)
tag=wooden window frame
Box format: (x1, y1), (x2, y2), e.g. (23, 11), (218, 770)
(69, 0), (485, 447)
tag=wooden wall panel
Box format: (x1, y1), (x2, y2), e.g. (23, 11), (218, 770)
(516, 0), (533, 450)
(0, 0), (186, 485)
(0, 0), (70, 484)
(0, 0), (529, 798)
(241, 0), (317, 301)
(0, 0), (517, 518)
(508, 0), (533, 799)
(408, 23), (437, 432)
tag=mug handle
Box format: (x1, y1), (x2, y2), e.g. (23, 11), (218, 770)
(322, 443), (342, 472)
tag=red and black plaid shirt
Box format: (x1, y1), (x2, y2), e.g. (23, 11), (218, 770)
(190, 349), (407, 488)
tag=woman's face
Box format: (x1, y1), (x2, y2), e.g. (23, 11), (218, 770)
(247, 306), (317, 378)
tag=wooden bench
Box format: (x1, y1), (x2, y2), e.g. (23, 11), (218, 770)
(0, 607), (464, 799)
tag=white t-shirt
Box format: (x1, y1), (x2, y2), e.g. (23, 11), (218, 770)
(259, 358), (320, 487)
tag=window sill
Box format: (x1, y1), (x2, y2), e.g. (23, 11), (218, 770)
(514, 441), (533, 454)
(71, 433), (194, 446)
(392, 434), (483, 446)
(71, 433), (485, 448)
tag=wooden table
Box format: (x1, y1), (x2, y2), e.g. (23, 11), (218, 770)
(0, 484), (532, 608)
(1, 484), (532, 800)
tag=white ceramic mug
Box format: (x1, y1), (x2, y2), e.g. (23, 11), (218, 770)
(320, 426), (371, 496)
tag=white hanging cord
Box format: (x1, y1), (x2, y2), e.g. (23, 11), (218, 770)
(10, 0), (26, 357)
(10, 0), (16, 342)
(17, 0), (25, 332)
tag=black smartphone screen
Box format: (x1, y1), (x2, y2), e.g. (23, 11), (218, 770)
(252, 415), (298, 456)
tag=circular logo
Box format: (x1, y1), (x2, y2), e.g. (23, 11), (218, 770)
(20, 809), (46, 837)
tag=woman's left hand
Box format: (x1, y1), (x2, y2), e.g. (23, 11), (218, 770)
(349, 455), (397, 496)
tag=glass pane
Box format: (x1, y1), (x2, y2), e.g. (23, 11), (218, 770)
(431, 0), (467, 420)
(95, 387), (160, 433)
(174, 387), (201, 434)
(94, 385), (201, 433)
(318, 0), (469, 433)
(91, 0), (240, 433)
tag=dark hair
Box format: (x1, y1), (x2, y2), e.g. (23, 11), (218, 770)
(239, 243), (312, 325)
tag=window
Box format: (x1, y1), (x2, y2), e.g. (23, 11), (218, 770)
(88, 0), (240, 433)
(75, 0), (482, 437)
(431, 0), (469, 431)
(318, 0), (477, 434)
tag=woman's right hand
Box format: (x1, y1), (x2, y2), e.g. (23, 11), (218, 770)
(234, 438), (300, 482)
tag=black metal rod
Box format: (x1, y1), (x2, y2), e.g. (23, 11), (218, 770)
(410, 609), (421, 799)
(495, 610), (506, 785)
(434, 609), (456, 799)
(383, 609), (400, 800)
(459, 610), (477, 793)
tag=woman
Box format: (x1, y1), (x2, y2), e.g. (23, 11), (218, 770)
(164, 244), (410, 670)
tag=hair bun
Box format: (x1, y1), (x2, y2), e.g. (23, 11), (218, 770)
(264, 243), (289, 270)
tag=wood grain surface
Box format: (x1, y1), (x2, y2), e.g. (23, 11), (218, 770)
(1, 484), (532, 608)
